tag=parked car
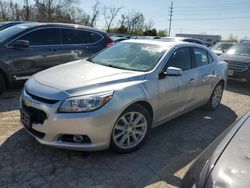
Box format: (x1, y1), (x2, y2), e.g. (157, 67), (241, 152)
(157, 37), (205, 45)
(0, 21), (28, 31)
(219, 40), (250, 85)
(0, 22), (113, 94)
(181, 111), (250, 188)
(20, 40), (227, 153)
(111, 36), (128, 43)
(212, 42), (235, 56)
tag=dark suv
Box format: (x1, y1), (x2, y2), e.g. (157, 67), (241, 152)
(220, 40), (250, 85)
(0, 22), (113, 93)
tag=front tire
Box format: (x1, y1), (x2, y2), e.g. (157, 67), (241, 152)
(0, 73), (6, 95)
(203, 82), (224, 111)
(111, 104), (152, 153)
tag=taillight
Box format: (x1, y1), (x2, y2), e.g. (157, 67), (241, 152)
(107, 41), (115, 47)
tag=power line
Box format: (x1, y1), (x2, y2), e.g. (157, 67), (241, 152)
(168, 1), (173, 36)
(174, 16), (250, 21)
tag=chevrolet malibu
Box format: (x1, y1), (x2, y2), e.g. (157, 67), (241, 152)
(20, 40), (228, 153)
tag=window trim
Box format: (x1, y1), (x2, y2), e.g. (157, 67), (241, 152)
(6, 26), (104, 48)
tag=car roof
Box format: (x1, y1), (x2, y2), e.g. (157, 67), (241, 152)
(12, 22), (104, 33)
(122, 39), (205, 48)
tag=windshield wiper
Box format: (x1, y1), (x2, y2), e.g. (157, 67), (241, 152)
(86, 57), (94, 63)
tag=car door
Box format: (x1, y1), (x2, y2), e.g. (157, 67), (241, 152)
(158, 47), (198, 122)
(191, 47), (215, 103)
(8, 28), (61, 79)
(60, 28), (104, 64)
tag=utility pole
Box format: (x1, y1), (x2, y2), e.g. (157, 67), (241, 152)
(168, 1), (173, 36)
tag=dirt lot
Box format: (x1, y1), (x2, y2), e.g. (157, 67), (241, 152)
(0, 81), (250, 188)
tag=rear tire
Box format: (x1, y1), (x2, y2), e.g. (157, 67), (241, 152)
(0, 73), (6, 95)
(203, 82), (224, 111)
(111, 104), (152, 153)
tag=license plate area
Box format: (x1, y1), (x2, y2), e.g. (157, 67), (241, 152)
(20, 109), (31, 129)
(228, 70), (234, 76)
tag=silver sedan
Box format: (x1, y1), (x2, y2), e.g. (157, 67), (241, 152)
(20, 40), (228, 153)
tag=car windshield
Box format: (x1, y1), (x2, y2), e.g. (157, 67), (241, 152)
(212, 43), (234, 51)
(226, 43), (250, 56)
(91, 42), (168, 72)
(0, 24), (30, 43)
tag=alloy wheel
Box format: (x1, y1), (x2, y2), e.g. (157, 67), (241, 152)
(112, 112), (147, 149)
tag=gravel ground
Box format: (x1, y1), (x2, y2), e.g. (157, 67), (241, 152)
(0, 81), (249, 188)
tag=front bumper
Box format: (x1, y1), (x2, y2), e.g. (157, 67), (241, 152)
(20, 89), (119, 151)
(227, 62), (250, 83)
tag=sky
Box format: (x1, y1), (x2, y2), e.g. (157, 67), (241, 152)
(78, 0), (250, 40)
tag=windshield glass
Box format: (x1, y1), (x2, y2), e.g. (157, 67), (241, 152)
(92, 42), (168, 72)
(0, 24), (30, 43)
(226, 43), (250, 56)
(212, 43), (234, 51)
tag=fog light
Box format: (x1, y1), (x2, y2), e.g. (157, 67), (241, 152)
(73, 135), (84, 143)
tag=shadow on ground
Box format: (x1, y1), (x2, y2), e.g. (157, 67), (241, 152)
(0, 104), (237, 188)
(226, 80), (250, 96)
(0, 89), (21, 112)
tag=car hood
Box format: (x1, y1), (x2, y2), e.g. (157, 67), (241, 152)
(205, 113), (250, 188)
(219, 53), (250, 64)
(26, 59), (146, 99)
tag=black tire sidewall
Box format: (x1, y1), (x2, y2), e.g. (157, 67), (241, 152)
(205, 82), (224, 111)
(110, 104), (152, 153)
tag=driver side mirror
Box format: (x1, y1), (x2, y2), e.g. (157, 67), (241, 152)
(159, 67), (182, 79)
(12, 40), (29, 49)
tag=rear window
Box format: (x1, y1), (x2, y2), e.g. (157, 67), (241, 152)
(61, 29), (102, 44)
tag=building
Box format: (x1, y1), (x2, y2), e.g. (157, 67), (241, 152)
(176, 33), (221, 47)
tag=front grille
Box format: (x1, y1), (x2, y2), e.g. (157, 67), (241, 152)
(25, 90), (59, 104)
(22, 101), (47, 124)
(226, 61), (248, 72)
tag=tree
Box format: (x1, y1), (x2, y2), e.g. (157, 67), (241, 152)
(34, 0), (73, 22)
(103, 5), (122, 32)
(126, 11), (145, 34)
(0, 0), (11, 20)
(157, 29), (167, 37)
(90, 0), (100, 27)
(143, 28), (157, 36)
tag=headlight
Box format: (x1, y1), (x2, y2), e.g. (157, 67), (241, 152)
(58, 91), (113, 113)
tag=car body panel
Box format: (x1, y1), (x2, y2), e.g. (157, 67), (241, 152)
(0, 22), (112, 86)
(219, 44), (250, 83)
(181, 112), (250, 188)
(205, 115), (250, 188)
(20, 40), (228, 151)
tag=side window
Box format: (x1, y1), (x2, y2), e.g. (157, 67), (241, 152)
(18, 28), (60, 46)
(193, 48), (209, 67)
(89, 32), (102, 43)
(62, 29), (97, 44)
(166, 47), (192, 71)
